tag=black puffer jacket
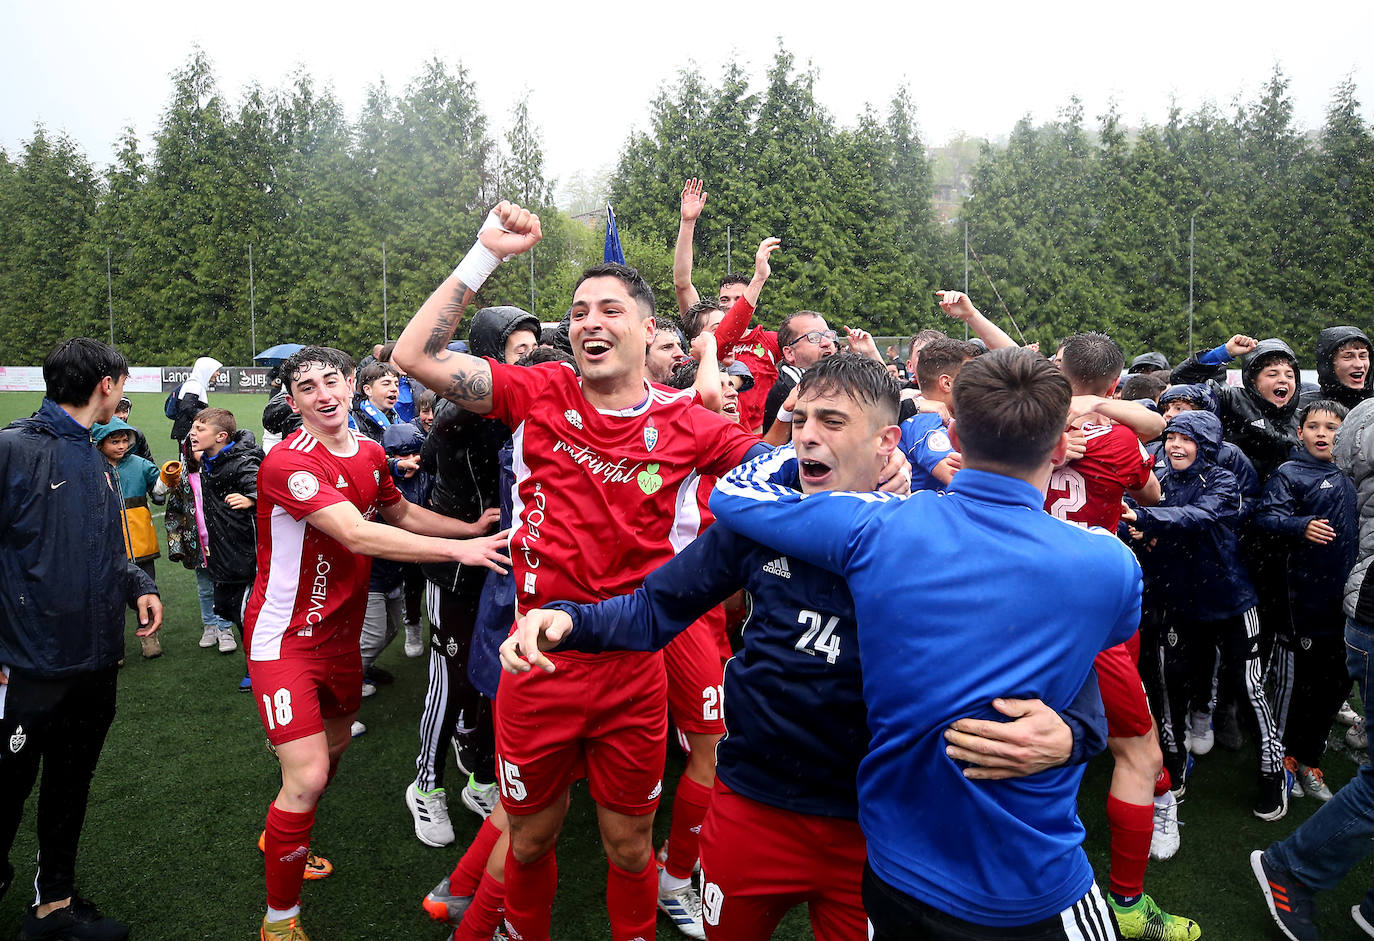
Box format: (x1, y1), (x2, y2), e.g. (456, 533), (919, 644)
(200, 429), (264, 585)
(1300, 325), (1372, 412)
(419, 306), (537, 591)
(1172, 337), (1301, 483)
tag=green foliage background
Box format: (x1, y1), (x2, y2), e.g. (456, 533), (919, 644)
(1, 49), (1370, 367)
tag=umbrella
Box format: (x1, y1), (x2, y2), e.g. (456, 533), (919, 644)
(254, 343), (305, 366)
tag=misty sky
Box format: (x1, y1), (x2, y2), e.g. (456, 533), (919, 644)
(4, 0), (1371, 200)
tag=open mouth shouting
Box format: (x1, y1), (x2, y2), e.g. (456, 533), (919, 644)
(799, 457), (832, 485)
(581, 338), (614, 363)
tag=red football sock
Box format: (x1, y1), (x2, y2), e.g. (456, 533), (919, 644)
(503, 845), (556, 941)
(450, 817), (503, 896)
(1154, 765), (1172, 797)
(1105, 794), (1153, 899)
(664, 774), (713, 880)
(454, 871), (506, 941)
(606, 858), (656, 941)
(264, 801), (316, 912)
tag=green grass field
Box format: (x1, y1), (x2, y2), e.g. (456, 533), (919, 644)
(2, 391), (1374, 939)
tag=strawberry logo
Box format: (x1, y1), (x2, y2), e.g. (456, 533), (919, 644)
(637, 463), (663, 495)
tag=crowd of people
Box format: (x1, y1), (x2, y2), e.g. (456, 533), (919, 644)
(2, 179), (1374, 941)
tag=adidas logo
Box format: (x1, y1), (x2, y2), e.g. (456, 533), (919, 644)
(762, 557), (791, 579)
(647, 780), (663, 801)
(1252, 418), (1267, 429)
(281, 846), (309, 863)
(336, 474), (348, 488)
(1321, 479), (1333, 489)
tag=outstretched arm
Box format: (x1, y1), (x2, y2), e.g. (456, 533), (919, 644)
(937, 290), (1016, 350)
(393, 201), (543, 414)
(1070, 395), (1166, 443)
(714, 237), (780, 348)
(691, 331), (723, 412)
(673, 179), (705, 316)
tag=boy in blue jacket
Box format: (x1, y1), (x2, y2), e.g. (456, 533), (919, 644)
(1254, 400), (1358, 801)
(1123, 410), (1288, 820)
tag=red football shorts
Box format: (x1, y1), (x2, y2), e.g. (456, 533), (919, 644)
(248, 651), (363, 746)
(1096, 632), (1153, 739)
(698, 782), (866, 941)
(495, 650), (667, 817)
(666, 613), (727, 736)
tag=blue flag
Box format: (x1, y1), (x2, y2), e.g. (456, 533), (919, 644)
(603, 204), (626, 265)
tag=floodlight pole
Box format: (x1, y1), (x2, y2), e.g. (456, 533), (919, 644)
(726, 226), (732, 276)
(1188, 216), (1195, 357)
(105, 247), (115, 345)
(382, 240), (389, 342)
(249, 244), (257, 361)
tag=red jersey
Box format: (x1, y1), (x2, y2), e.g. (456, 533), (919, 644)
(1045, 421), (1154, 530)
(244, 428), (402, 660)
(489, 361), (758, 658)
(713, 296), (780, 432)
(727, 328), (780, 432)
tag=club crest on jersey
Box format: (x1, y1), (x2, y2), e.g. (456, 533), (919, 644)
(287, 471), (319, 501)
(9, 725), (25, 753)
(446, 640), (459, 657)
(374, 469), (381, 485)
(644, 419), (659, 453)
(564, 409), (583, 430)
(1300, 636), (1313, 651)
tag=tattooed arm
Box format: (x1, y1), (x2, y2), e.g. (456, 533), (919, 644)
(393, 201), (543, 415)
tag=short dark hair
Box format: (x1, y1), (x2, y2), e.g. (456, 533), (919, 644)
(1299, 399), (1349, 425)
(1119, 372), (1169, 403)
(116, 397), (133, 413)
(952, 347), (1071, 472)
(416, 390), (437, 412)
(682, 301), (722, 341)
(908, 328), (947, 359)
(376, 342), (397, 363)
(575, 262), (656, 318)
(358, 362), (399, 391)
(1060, 332), (1125, 392)
(655, 315), (688, 349)
(280, 346), (356, 395)
(718, 273), (750, 291)
(43, 338), (129, 406)
(778, 311), (826, 351)
(515, 347), (577, 370)
(916, 337), (978, 392)
(797, 353), (899, 427)
(194, 406), (237, 436)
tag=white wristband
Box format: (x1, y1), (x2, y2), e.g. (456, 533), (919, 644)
(775, 407), (794, 423)
(451, 209), (513, 292)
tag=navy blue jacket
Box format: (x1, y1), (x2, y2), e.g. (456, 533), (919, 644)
(0, 399), (158, 677)
(1154, 384), (1260, 518)
(1132, 410), (1256, 621)
(1253, 446), (1358, 627)
(557, 462), (1106, 821)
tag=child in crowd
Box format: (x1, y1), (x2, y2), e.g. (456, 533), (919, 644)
(1254, 400), (1358, 801)
(383, 422), (434, 660)
(188, 407), (263, 685)
(113, 396), (154, 461)
(93, 418), (170, 658)
(1123, 409), (1288, 821)
(352, 362), (401, 442)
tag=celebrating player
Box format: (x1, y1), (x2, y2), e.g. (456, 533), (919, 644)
(392, 201), (776, 941)
(244, 345), (510, 941)
(501, 353), (1111, 940)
